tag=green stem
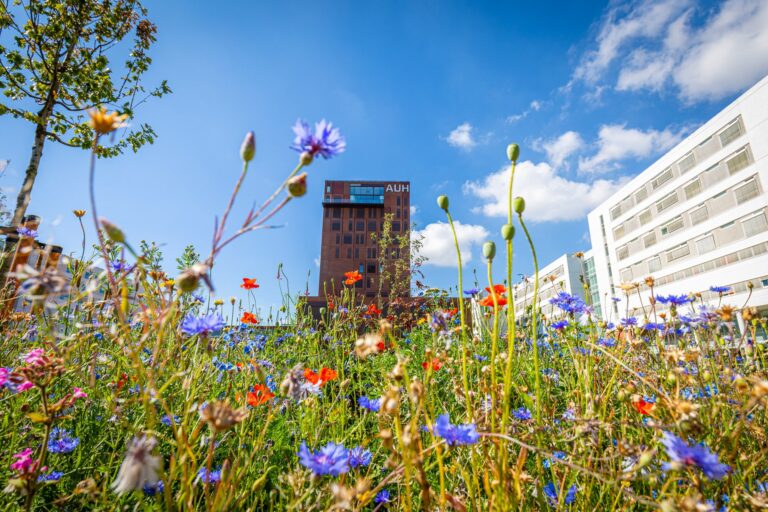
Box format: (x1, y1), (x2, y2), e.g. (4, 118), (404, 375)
(518, 213), (541, 424)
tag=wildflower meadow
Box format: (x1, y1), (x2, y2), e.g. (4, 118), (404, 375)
(0, 108), (767, 512)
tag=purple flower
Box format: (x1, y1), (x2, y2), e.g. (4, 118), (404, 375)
(143, 480), (164, 496)
(375, 489), (391, 504)
(549, 292), (587, 315)
(430, 414), (479, 446)
(543, 482), (577, 506)
(110, 261), (135, 273)
(348, 446), (372, 468)
(38, 470), (63, 482)
(358, 396), (381, 412)
(298, 441), (349, 476)
(16, 227), (37, 238)
(656, 294), (692, 306)
(48, 428), (79, 454)
(513, 407), (532, 421)
(180, 313), (225, 337)
(463, 288), (479, 296)
(661, 431), (730, 480)
(620, 317), (637, 327)
(709, 286), (731, 294)
(290, 119), (346, 160)
(551, 320), (569, 330)
(562, 408), (576, 421)
(197, 467), (222, 484)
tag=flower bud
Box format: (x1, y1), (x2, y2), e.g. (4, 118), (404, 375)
(240, 131), (256, 162)
(287, 172), (307, 198)
(437, 195), (449, 211)
(506, 143), (520, 162)
(483, 241), (496, 261)
(513, 197), (526, 215)
(100, 218), (126, 244)
(501, 224), (515, 240)
(175, 270), (199, 293)
(73, 209), (86, 218)
(299, 151), (313, 166)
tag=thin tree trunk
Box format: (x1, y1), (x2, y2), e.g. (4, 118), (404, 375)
(11, 120), (48, 226)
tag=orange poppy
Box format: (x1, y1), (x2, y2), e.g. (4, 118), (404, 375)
(241, 312), (258, 324)
(631, 398), (654, 415)
(319, 367), (338, 383)
(422, 359), (443, 371)
(247, 384), (275, 406)
(479, 294), (508, 307)
(344, 270), (363, 286)
(241, 278), (259, 290)
(485, 284), (507, 295)
(367, 304), (382, 316)
(304, 368), (320, 385)
(328, 300), (335, 310)
(305, 367), (337, 386)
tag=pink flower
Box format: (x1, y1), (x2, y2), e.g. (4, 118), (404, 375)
(73, 387), (88, 399)
(0, 368), (8, 387)
(23, 349), (45, 366)
(17, 381), (34, 392)
(10, 448), (36, 474)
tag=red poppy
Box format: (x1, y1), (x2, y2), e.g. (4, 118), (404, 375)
(241, 278), (259, 290)
(367, 304), (382, 316)
(376, 340), (386, 352)
(344, 270), (363, 286)
(319, 367), (337, 383)
(247, 384), (275, 406)
(444, 307), (459, 317)
(422, 359), (443, 371)
(304, 368), (320, 385)
(328, 300), (335, 310)
(241, 312), (258, 324)
(485, 284), (507, 295)
(631, 398), (655, 415)
(479, 294), (508, 307)
(305, 367), (337, 386)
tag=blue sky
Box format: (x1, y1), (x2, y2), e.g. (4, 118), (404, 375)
(2, 0), (768, 316)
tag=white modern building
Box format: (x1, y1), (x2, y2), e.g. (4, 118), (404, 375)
(587, 74), (768, 331)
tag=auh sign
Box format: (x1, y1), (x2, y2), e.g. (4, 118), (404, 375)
(386, 184), (409, 192)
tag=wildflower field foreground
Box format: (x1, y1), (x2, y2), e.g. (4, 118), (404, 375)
(2, 123), (768, 512)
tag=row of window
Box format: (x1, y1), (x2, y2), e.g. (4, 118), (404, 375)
(612, 145), (752, 242)
(616, 171), (762, 262)
(609, 116), (745, 222)
(330, 220), (405, 233)
(618, 209), (768, 283)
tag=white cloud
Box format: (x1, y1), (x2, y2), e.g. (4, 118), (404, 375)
(534, 131), (584, 169)
(414, 221), (489, 267)
(463, 160), (627, 222)
(506, 100), (544, 123)
(409, 205), (419, 216)
(578, 124), (683, 174)
(446, 123), (477, 150)
(314, 256), (320, 267)
(574, 0), (768, 102)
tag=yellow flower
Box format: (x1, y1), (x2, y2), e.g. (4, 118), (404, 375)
(163, 279), (175, 288)
(88, 107), (128, 135)
(73, 209), (86, 218)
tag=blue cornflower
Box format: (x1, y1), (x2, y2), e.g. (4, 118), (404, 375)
(513, 407), (532, 421)
(298, 441), (349, 476)
(348, 446), (372, 468)
(474, 354), (488, 362)
(180, 313), (225, 337)
(358, 396), (382, 412)
(375, 489), (391, 504)
(551, 320), (569, 330)
(463, 288), (479, 296)
(562, 408), (576, 421)
(143, 480), (164, 496)
(661, 431), (730, 480)
(542, 368), (559, 382)
(643, 322), (665, 332)
(549, 292), (587, 315)
(430, 414), (480, 446)
(197, 467), (222, 484)
(620, 317), (638, 327)
(543, 451), (567, 469)
(16, 227), (37, 238)
(38, 471), (63, 482)
(290, 119), (346, 159)
(48, 428), (79, 454)
(543, 482), (577, 507)
(656, 294), (692, 306)
(109, 260), (135, 273)
(161, 415), (180, 427)
(709, 286), (731, 294)
(597, 337), (616, 348)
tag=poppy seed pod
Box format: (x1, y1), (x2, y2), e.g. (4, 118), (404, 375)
(501, 224), (515, 240)
(240, 131), (256, 162)
(506, 143), (520, 162)
(100, 218), (126, 244)
(437, 195), (449, 211)
(287, 172), (308, 198)
(175, 270), (199, 293)
(513, 197), (526, 215)
(483, 241), (496, 261)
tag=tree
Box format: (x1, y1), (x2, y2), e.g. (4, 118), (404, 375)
(0, 0), (170, 225)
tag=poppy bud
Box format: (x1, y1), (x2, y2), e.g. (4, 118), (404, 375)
(506, 143), (520, 162)
(100, 218), (125, 244)
(287, 172), (307, 198)
(73, 209), (86, 218)
(483, 241), (496, 261)
(437, 195), (449, 211)
(501, 224), (514, 240)
(513, 197), (525, 215)
(240, 131), (256, 162)
(299, 151), (313, 166)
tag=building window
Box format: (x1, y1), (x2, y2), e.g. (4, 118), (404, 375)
(347, 248), (352, 258)
(742, 212), (768, 237)
(683, 179), (702, 200)
(348, 221), (353, 231)
(331, 222), (341, 231)
(613, 225), (625, 240)
(690, 205), (708, 225)
(727, 148), (750, 174)
(392, 222), (401, 232)
(677, 152), (696, 174)
(396, 196), (401, 206)
(639, 209), (652, 226)
(620, 268), (632, 282)
(610, 204), (622, 220)
(718, 119), (743, 147)
(367, 263), (376, 274)
(367, 220), (376, 231)
(656, 191), (679, 213)
(355, 248), (359, 258)
(335, 234), (340, 244)
(651, 168), (673, 190)
(355, 209), (364, 219)
(634, 187), (648, 204)
(734, 178), (759, 204)
(359, 263), (364, 274)
(643, 232), (657, 248)
(335, 248), (339, 258)
(661, 217), (684, 236)
(617, 245), (629, 261)
(695, 234), (716, 254)
(332, 208), (341, 218)
(666, 243), (690, 262)
(648, 256), (661, 273)
(368, 209), (377, 218)
(343, 234), (352, 244)
(356, 221), (365, 231)
(324, 209), (329, 218)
